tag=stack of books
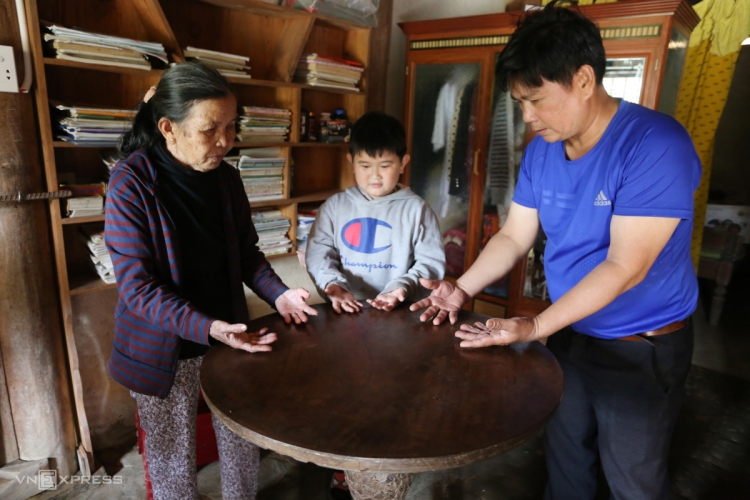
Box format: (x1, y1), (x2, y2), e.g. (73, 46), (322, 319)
(294, 53), (364, 91)
(53, 104), (135, 146)
(238, 107), (292, 143)
(79, 226), (115, 284)
(184, 46), (251, 78)
(42, 23), (167, 70)
(64, 196), (104, 218)
(235, 148), (286, 202)
(252, 210), (292, 256)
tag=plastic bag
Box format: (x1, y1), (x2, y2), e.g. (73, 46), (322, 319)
(284, 0), (380, 27)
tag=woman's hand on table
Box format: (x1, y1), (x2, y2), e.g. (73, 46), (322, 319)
(368, 288), (406, 311)
(275, 288), (319, 324)
(325, 284), (363, 313)
(209, 320), (277, 353)
(455, 317), (539, 348)
(409, 278), (471, 325)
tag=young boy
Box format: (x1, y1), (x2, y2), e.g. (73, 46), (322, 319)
(305, 111), (445, 314)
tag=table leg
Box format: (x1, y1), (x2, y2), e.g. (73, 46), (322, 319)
(345, 470), (413, 500)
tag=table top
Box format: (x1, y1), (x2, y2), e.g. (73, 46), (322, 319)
(201, 303), (563, 473)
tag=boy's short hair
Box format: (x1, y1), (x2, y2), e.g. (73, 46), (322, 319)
(496, 0), (606, 93)
(349, 111), (408, 160)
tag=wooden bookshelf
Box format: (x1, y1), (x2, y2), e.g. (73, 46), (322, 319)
(28, 0), (370, 472)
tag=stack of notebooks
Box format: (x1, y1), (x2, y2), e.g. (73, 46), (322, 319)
(227, 147), (286, 202)
(79, 226), (115, 284)
(294, 53), (364, 91)
(252, 210), (292, 256)
(42, 23), (167, 70)
(53, 104), (135, 146)
(238, 107), (291, 143)
(184, 46), (251, 78)
(64, 195), (104, 218)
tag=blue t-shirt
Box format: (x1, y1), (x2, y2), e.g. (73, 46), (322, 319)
(513, 100), (701, 339)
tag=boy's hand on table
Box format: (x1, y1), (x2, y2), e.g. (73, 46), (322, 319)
(368, 288), (406, 311)
(325, 284), (363, 314)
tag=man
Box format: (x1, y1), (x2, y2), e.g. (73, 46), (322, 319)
(410, 2), (701, 499)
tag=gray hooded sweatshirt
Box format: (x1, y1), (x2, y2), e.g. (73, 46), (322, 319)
(306, 185), (445, 301)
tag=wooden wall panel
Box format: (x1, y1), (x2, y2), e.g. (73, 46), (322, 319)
(0, 0), (78, 476)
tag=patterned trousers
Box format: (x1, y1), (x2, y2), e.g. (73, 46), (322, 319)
(133, 356), (260, 500)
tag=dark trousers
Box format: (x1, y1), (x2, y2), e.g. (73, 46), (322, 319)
(544, 321), (694, 500)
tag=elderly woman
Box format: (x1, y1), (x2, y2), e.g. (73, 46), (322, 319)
(105, 62), (317, 500)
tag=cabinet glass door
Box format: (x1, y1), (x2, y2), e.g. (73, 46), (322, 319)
(477, 81), (525, 299)
(409, 63), (481, 278)
(602, 57), (646, 103)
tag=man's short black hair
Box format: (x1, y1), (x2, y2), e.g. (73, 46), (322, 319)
(496, 0), (606, 93)
(349, 111), (407, 160)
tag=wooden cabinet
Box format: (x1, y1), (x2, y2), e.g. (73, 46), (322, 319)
(26, 0), (370, 466)
(399, 0), (698, 319)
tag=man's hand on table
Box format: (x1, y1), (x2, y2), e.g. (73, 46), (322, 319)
(456, 317), (539, 348)
(368, 288), (406, 311)
(409, 278), (471, 325)
(276, 288), (319, 324)
(325, 284), (363, 313)
(209, 320), (277, 353)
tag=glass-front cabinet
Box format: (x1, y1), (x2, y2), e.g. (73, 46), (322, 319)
(401, 0), (699, 318)
(409, 62), (482, 278)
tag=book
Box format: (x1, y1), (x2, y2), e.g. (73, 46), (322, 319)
(302, 53), (364, 68)
(48, 39), (145, 58)
(295, 71), (360, 85)
(59, 182), (107, 197)
(66, 195), (103, 209)
(42, 24), (167, 61)
(56, 49), (149, 65)
(240, 168), (283, 177)
(184, 46), (249, 65)
(298, 79), (358, 91)
(247, 194), (285, 202)
(54, 104), (136, 119)
(297, 62), (363, 78)
(67, 208), (105, 218)
(54, 52), (152, 70)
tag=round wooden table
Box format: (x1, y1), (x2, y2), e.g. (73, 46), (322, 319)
(201, 304), (563, 499)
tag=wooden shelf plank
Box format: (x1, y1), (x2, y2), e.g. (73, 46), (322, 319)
(43, 59), (365, 95)
(61, 215), (106, 225)
(69, 273), (117, 296)
(44, 58), (164, 77)
(248, 188), (342, 209)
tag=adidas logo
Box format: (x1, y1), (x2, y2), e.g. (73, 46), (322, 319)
(594, 190), (611, 206)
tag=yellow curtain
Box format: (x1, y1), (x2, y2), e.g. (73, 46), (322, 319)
(674, 0), (750, 267)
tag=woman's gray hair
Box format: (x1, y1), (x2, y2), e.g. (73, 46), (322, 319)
(119, 62), (234, 155)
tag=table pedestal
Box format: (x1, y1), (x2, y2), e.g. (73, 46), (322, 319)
(345, 471), (413, 500)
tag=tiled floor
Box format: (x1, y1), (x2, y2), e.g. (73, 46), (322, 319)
(32, 258), (750, 500)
